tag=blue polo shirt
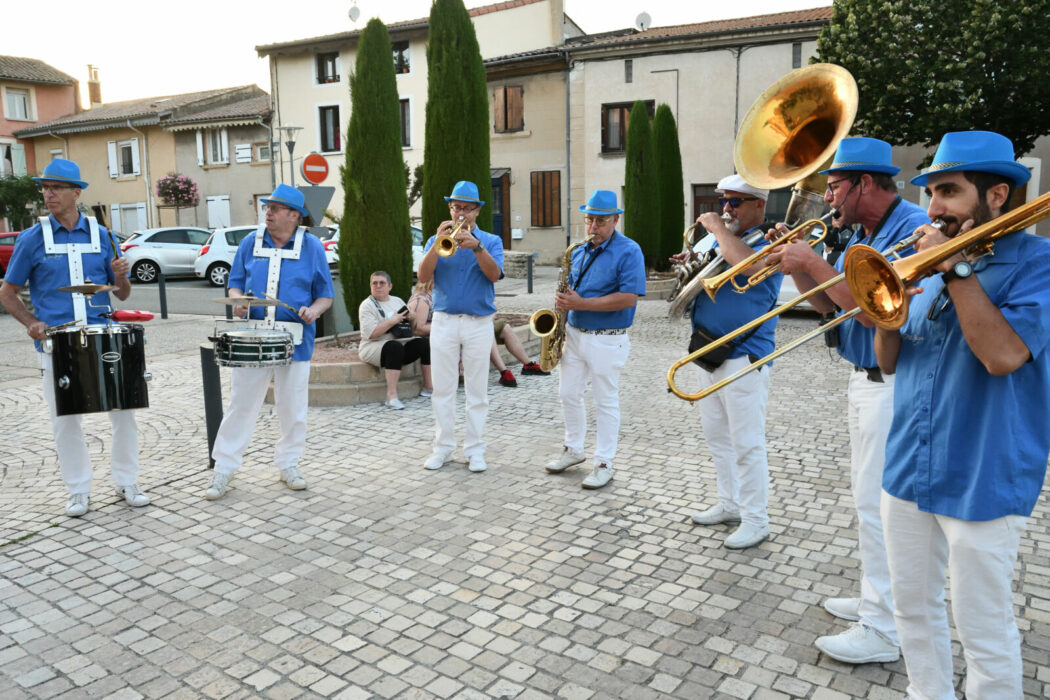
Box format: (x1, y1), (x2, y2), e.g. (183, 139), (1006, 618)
(567, 231), (646, 330)
(883, 230), (1050, 521)
(229, 229), (334, 362)
(834, 197), (928, 368)
(5, 214), (122, 351)
(424, 227), (504, 316)
(691, 225), (781, 359)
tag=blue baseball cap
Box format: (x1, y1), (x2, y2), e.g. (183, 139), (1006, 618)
(819, 137), (900, 176)
(32, 158), (89, 189)
(444, 180), (485, 207)
(578, 189), (623, 215)
(260, 184), (309, 217)
(911, 131), (1031, 187)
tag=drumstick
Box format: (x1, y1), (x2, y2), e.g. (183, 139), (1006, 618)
(264, 294), (301, 314)
(47, 319), (82, 332)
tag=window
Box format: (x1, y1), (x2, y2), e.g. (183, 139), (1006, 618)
(792, 42), (802, 69)
(625, 60), (633, 84)
(107, 138), (141, 177)
(1, 143), (27, 177)
(399, 99), (411, 147)
(601, 100), (654, 154)
(319, 105), (340, 152)
(4, 88), (30, 121)
(254, 142), (272, 162)
(207, 129), (227, 164)
(316, 52), (340, 84)
(119, 143), (135, 175)
(530, 171), (561, 227)
(493, 86), (524, 133)
(393, 41), (411, 74)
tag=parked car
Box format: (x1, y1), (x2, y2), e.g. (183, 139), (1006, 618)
(121, 227), (212, 283)
(0, 230), (20, 278)
(194, 226), (258, 287)
(318, 225), (339, 266)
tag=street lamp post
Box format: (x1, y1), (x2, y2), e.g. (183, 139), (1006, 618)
(277, 125), (303, 187)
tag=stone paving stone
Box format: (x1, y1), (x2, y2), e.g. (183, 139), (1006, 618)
(2, 282), (1049, 698)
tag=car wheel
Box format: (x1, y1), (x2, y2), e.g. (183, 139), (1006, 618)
(132, 260), (158, 283)
(207, 263), (230, 287)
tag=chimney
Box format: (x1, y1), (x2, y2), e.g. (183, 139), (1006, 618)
(87, 65), (102, 107)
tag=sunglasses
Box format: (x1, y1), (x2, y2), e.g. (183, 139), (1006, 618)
(719, 196), (758, 209)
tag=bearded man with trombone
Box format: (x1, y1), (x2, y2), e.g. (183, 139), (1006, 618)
(870, 131), (1050, 699)
(764, 138), (929, 665)
(673, 175), (780, 550)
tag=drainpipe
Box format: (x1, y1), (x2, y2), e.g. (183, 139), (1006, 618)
(47, 129), (70, 162)
(126, 119), (154, 227)
(564, 53), (572, 247)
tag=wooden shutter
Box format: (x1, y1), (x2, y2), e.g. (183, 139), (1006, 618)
(196, 131), (204, 166)
(107, 141), (118, 178)
(110, 203), (121, 232)
(506, 87), (523, 131)
(493, 87), (506, 133)
(235, 144), (252, 163)
(219, 130), (229, 163)
(530, 171), (561, 227)
(130, 138), (141, 175)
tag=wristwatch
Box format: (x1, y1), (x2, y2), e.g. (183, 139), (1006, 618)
(474, 241), (485, 253)
(941, 260), (973, 284)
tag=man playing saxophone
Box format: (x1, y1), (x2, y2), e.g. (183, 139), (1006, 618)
(544, 190), (645, 490)
(676, 174), (778, 549)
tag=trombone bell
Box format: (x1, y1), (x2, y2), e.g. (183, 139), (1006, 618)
(843, 245), (909, 329)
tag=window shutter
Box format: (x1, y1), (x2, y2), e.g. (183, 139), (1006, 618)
(219, 130), (229, 163)
(130, 138), (141, 175)
(507, 87), (524, 131)
(111, 203), (122, 233)
(196, 131), (204, 166)
(135, 202), (147, 230)
(107, 141), (118, 178)
(494, 87), (506, 133)
(11, 143), (27, 176)
(235, 144), (252, 163)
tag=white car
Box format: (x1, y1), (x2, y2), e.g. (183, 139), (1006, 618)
(194, 226), (257, 287)
(323, 225), (424, 273)
(121, 227), (212, 283)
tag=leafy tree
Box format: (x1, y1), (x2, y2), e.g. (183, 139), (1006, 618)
(817, 0), (1050, 159)
(339, 17), (412, 318)
(405, 161), (423, 209)
(623, 100), (659, 269)
(0, 175), (43, 230)
(652, 104), (684, 272)
(421, 0), (491, 240)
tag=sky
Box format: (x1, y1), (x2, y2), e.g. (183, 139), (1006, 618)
(6, 0), (830, 106)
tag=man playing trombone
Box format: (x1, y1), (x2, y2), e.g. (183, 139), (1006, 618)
(764, 138), (928, 665)
(873, 131), (1050, 699)
(676, 174), (779, 549)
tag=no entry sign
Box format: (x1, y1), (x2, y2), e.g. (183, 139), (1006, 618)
(301, 153), (329, 185)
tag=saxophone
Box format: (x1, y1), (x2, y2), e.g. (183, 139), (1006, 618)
(529, 235), (593, 371)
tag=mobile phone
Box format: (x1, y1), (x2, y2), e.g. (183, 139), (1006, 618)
(397, 305), (409, 314)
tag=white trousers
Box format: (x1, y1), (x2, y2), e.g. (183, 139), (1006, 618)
(559, 326), (630, 467)
(696, 356), (770, 528)
(430, 312), (493, 459)
(847, 370), (897, 643)
(41, 353), (141, 495)
(211, 361), (311, 475)
(882, 492), (1027, 700)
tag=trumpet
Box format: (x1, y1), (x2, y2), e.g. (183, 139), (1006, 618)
(435, 216), (469, 257)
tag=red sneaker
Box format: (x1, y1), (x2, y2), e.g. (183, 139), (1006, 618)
(498, 369), (518, 387)
(521, 361), (550, 376)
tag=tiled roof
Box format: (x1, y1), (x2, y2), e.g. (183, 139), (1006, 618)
(166, 95), (271, 126)
(257, 0), (545, 54)
(0, 55), (77, 86)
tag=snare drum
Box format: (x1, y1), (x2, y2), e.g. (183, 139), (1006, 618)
(47, 323), (150, 416)
(212, 329), (294, 367)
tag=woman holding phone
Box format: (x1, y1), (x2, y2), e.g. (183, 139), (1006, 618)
(358, 271), (432, 409)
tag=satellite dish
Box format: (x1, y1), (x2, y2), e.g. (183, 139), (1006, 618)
(635, 12), (651, 31)
(348, 4), (360, 22)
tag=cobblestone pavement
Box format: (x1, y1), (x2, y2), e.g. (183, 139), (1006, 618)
(1, 268), (1048, 699)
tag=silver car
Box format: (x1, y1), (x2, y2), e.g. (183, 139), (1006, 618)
(121, 227), (212, 283)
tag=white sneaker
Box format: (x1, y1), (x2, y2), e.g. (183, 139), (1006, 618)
(816, 623), (900, 664)
(385, 398), (405, 410)
(581, 464), (613, 490)
(280, 467), (307, 490)
(116, 484), (150, 507)
(205, 472), (231, 500)
(419, 388), (433, 398)
(545, 448), (585, 474)
(423, 452), (451, 470)
(468, 456), (487, 473)
(65, 493), (89, 517)
(691, 503), (742, 526)
(724, 522), (770, 549)
(823, 597), (862, 622)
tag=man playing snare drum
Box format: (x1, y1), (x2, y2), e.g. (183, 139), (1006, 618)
(0, 158), (149, 518)
(205, 184), (333, 500)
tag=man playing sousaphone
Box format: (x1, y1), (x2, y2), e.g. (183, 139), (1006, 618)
(205, 184), (333, 500)
(0, 158), (150, 518)
(672, 174), (779, 549)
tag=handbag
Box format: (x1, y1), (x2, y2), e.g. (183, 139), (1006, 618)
(371, 297), (414, 339)
(688, 325), (733, 373)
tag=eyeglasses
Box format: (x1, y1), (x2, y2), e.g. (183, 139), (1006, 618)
(583, 215), (612, 225)
(449, 203), (477, 213)
(718, 197), (758, 209)
(39, 184), (75, 193)
(826, 178), (853, 194)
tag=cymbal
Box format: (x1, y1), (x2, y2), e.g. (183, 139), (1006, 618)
(58, 284), (118, 295)
(212, 296), (284, 307)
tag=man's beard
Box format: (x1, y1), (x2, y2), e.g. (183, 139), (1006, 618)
(944, 198), (993, 237)
(725, 217), (741, 234)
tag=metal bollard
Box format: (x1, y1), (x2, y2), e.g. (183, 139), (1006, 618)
(158, 271), (169, 319)
(527, 254), (535, 294)
(200, 343), (223, 469)
(225, 286), (232, 320)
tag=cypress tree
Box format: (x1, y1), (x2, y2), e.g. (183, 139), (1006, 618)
(623, 100), (658, 270)
(421, 0), (492, 240)
(339, 18), (411, 318)
(652, 104), (684, 272)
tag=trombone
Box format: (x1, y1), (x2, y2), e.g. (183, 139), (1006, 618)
(434, 216), (469, 257)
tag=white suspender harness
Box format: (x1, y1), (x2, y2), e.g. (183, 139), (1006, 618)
(249, 225), (305, 344)
(41, 215), (101, 324)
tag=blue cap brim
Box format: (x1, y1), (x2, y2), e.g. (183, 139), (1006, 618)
(910, 161), (1031, 187)
(32, 175), (88, 189)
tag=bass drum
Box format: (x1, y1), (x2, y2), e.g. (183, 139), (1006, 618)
(47, 324), (150, 416)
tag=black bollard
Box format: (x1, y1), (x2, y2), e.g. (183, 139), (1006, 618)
(527, 254), (535, 294)
(158, 271), (169, 319)
(200, 343), (223, 469)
